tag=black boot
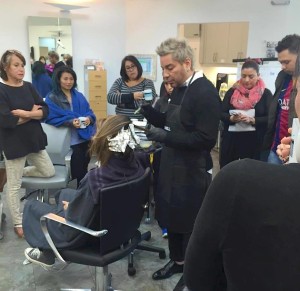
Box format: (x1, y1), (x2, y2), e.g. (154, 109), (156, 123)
(152, 260), (184, 280)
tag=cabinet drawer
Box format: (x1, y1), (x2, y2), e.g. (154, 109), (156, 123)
(94, 110), (107, 120)
(89, 80), (107, 91)
(90, 100), (107, 111)
(88, 71), (107, 82)
(89, 89), (107, 101)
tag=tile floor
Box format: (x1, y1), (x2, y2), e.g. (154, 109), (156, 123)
(0, 150), (219, 291)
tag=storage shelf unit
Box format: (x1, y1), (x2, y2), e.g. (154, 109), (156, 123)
(85, 70), (107, 120)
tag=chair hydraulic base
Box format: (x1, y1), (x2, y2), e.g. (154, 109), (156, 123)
(20, 189), (49, 203)
(59, 266), (115, 291)
(127, 230), (166, 276)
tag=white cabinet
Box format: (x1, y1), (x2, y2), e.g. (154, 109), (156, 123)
(201, 23), (230, 64)
(183, 24), (201, 38)
(201, 22), (249, 65)
(227, 22), (249, 61)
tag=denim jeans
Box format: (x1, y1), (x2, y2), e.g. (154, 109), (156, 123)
(267, 150), (283, 165)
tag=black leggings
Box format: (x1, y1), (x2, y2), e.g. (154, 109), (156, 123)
(70, 141), (91, 187)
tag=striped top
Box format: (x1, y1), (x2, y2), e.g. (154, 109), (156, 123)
(107, 77), (157, 120)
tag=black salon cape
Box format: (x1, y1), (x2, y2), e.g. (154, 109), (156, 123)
(23, 154), (144, 250)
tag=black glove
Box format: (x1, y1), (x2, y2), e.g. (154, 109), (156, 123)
(146, 127), (167, 142)
(139, 103), (153, 116)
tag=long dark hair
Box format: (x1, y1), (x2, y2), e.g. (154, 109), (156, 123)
(120, 55), (143, 82)
(52, 66), (77, 93)
(32, 61), (47, 78)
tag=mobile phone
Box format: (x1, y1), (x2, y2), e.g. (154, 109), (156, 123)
(229, 110), (239, 116)
(133, 124), (150, 133)
(289, 118), (300, 163)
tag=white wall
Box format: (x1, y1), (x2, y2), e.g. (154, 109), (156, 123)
(0, 0), (299, 114)
(126, 0), (300, 91)
(0, 0), (126, 103)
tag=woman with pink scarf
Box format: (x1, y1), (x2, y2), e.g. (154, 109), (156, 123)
(220, 60), (273, 168)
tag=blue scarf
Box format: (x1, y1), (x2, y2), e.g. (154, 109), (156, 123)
(45, 89), (96, 141)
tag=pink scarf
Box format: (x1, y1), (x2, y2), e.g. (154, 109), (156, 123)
(230, 78), (265, 110)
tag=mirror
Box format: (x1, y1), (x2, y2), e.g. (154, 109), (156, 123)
(27, 16), (72, 64)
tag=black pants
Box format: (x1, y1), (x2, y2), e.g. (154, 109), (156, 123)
(220, 131), (257, 168)
(70, 141), (90, 187)
(168, 231), (192, 262)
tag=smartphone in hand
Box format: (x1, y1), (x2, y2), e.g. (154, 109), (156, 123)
(133, 124), (150, 133)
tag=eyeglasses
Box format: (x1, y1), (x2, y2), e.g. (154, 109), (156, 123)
(125, 65), (136, 71)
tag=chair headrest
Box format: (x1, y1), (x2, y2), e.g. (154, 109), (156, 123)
(42, 123), (71, 165)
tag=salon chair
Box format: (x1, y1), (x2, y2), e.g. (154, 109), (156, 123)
(40, 167), (166, 291)
(21, 123), (72, 203)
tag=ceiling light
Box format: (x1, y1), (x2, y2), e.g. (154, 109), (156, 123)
(44, 2), (89, 13)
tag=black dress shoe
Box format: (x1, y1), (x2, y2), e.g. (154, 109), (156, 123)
(173, 275), (186, 291)
(152, 260), (184, 280)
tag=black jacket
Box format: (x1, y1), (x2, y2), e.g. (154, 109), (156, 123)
(185, 159), (300, 291)
(262, 70), (297, 151)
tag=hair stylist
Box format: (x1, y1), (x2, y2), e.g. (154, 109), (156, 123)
(141, 38), (221, 289)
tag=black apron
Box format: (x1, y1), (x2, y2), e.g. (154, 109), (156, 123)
(155, 74), (211, 233)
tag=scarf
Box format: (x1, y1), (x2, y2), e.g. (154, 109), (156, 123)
(230, 78), (265, 110)
(45, 89), (96, 141)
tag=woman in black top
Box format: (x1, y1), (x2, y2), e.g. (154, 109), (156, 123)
(220, 60), (273, 168)
(0, 50), (55, 238)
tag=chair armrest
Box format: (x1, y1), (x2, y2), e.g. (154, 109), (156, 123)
(40, 213), (108, 264)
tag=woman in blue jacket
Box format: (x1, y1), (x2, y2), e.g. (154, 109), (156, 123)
(45, 66), (96, 187)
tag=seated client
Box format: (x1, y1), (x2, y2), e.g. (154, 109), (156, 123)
(184, 56), (300, 291)
(22, 115), (145, 268)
